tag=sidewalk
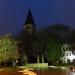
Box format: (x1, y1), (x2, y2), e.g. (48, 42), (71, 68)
(48, 65), (69, 70)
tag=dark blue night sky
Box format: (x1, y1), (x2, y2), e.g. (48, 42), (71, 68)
(0, 0), (75, 35)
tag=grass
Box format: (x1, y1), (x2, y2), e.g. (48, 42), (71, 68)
(0, 63), (48, 72)
(25, 63), (48, 68)
(0, 63), (74, 71)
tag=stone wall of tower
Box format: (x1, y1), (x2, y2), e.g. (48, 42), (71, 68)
(23, 9), (36, 59)
(24, 24), (36, 35)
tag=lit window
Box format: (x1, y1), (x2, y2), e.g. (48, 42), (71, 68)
(70, 53), (71, 56)
(66, 53), (68, 56)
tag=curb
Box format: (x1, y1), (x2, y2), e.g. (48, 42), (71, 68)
(48, 66), (69, 70)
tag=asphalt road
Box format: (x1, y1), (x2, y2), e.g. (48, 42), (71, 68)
(36, 68), (75, 75)
(0, 67), (74, 75)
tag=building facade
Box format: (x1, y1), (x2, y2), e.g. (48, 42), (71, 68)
(62, 50), (75, 63)
(61, 44), (75, 63)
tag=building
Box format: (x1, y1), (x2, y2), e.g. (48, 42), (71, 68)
(62, 50), (75, 63)
(24, 8), (36, 35)
(17, 8), (46, 64)
(20, 8), (37, 63)
(61, 44), (75, 63)
(24, 8), (36, 63)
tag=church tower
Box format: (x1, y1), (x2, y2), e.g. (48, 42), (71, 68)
(24, 8), (36, 35)
(17, 8), (37, 63)
(23, 8), (36, 63)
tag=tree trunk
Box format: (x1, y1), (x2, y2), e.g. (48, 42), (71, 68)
(37, 55), (40, 63)
(25, 55), (28, 64)
(42, 54), (44, 63)
(23, 55), (28, 65)
(13, 60), (16, 67)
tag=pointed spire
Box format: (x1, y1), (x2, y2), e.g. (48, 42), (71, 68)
(24, 8), (35, 25)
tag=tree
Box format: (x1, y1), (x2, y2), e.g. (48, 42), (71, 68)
(36, 26), (59, 63)
(46, 38), (61, 64)
(17, 25), (37, 63)
(36, 31), (47, 63)
(0, 34), (18, 66)
(69, 30), (75, 43)
(49, 24), (71, 43)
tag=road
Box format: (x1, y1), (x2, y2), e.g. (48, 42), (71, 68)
(36, 68), (75, 75)
(0, 67), (74, 75)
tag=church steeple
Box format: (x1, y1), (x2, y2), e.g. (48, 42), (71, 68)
(24, 8), (35, 25)
(24, 8), (36, 34)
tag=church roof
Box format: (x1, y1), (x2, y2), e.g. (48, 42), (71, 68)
(24, 8), (35, 25)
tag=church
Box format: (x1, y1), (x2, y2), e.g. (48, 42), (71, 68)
(23, 8), (36, 63)
(17, 8), (42, 64)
